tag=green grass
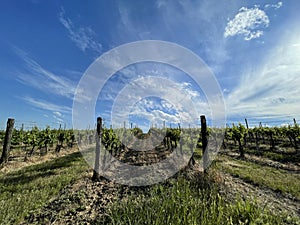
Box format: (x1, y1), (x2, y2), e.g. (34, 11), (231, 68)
(245, 148), (300, 163)
(216, 155), (300, 199)
(101, 177), (298, 225)
(0, 151), (89, 225)
(1, 148), (299, 225)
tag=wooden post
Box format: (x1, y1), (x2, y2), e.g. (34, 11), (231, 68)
(244, 118), (249, 146)
(21, 123), (24, 147)
(92, 117), (102, 181)
(0, 118), (15, 165)
(259, 122), (265, 144)
(293, 118), (297, 126)
(201, 115), (208, 174)
(180, 134), (183, 155)
(245, 118), (249, 129)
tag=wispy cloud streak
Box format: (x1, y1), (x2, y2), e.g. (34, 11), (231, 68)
(226, 29), (300, 121)
(15, 48), (76, 99)
(58, 7), (102, 54)
(22, 96), (71, 113)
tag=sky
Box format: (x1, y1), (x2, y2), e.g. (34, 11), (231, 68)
(0, 0), (300, 130)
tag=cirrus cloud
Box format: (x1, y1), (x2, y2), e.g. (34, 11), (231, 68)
(58, 7), (102, 54)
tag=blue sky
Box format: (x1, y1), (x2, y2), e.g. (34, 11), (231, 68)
(0, 0), (300, 130)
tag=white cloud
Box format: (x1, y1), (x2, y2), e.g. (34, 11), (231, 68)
(15, 48), (76, 99)
(226, 29), (300, 121)
(116, 0), (234, 68)
(53, 115), (64, 123)
(110, 76), (211, 129)
(53, 111), (65, 124)
(22, 96), (72, 113)
(265, 2), (283, 10)
(53, 111), (63, 117)
(156, 0), (167, 9)
(95, 58), (222, 128)
(58, 7), (102, 54)
(224, 6), (270, 41)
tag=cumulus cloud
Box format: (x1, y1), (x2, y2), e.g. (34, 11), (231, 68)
(224, 6), (270, 41)
(108, 75), (214, 131)
(58, 7), (102, 54)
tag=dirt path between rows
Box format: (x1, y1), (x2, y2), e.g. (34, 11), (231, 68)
(221, 150), (300, 172)
(220, 171), (300, 218)
(24, 165), (300, 224)
(0, 146), (81, 174)
(3, 145), (299, 223)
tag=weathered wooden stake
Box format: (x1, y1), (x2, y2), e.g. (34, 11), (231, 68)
(244, 118), (249, 146)
(92, 117), (102, 181)
(201, 115), (208, 174)
(245, 118), (249, 129)
(0, 118), (15, 165)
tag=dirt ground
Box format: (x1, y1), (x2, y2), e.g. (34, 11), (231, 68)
(0, 146), (80, 174)
(23, 162), (300, 224)
(2, 145), (299, 224)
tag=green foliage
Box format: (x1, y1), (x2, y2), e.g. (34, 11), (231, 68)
(231, 123), (247, 141)
(102, 128), (122, 151)
(25, 126), (39, 147)
(165, 128), (181, 141)
(225, 122), (300, 152)
(132, 127), (143, 136)
(38, 126), (55, 149)
(3, 126), (76, 154)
